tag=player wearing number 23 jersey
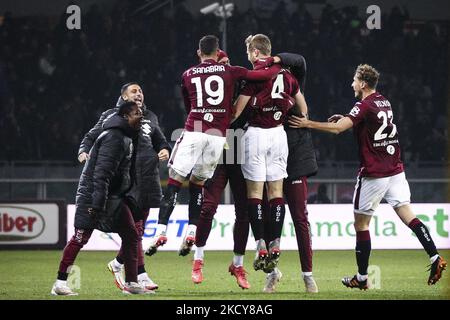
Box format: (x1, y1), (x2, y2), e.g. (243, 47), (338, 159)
(289, 64), (447, 288)
(346, 92), (403, 178)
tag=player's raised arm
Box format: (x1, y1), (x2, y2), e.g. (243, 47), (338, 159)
(231, 63), (281, 82)
(245, 64), (281, 81)
(289, 114), (353, 134)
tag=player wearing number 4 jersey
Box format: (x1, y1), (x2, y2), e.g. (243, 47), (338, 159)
(233, 34), (305, 275)
(289, 64), (447, 289)
(145, 35), (281, 257)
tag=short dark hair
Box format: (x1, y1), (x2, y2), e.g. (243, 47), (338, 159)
(199, 35), (219, 56)
(120, 82), (140, 95)
(118, 101), (138, 116)
(355, 64), (380, 89)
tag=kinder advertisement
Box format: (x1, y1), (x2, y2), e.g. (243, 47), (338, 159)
(66, 203), (450, 251)
(0, 201), (66, 249)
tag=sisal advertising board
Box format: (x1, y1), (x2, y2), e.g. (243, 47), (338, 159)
(67, 203), (450, 251)
(0, 201), (67, 249)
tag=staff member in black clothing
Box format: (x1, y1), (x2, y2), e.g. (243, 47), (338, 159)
(52, 102), (152, 295)
(78, 82), (171, 291)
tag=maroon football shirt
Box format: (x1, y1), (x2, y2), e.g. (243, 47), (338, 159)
(241, 61), (299, 128)
(346, 92), (404, 178)
(181, 59), (281, 136)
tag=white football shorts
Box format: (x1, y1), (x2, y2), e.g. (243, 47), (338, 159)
(168, 130), (226, 180)
(353, 171), (411, 215)
(241, 125), (288, 182)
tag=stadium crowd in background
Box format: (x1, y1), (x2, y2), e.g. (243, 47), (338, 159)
(0, 1), (447, 163)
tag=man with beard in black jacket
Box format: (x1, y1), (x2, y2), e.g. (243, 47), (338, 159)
(52, 102), (153, 295)
(78, 82), (171, 291)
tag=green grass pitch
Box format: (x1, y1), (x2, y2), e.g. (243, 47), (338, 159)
(0, 250), (448, 300)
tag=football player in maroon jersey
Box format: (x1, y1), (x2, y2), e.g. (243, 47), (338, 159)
(289, 64), (447, 289)
(233, 34), (305, 275)
(145, 35), (281, 257)
(192, 50), (312, 291)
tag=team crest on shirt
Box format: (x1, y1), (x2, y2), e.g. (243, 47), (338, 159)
(204, 113), (214, 122)
(273, 111), (282, 121)
(386, 145), (395, 155)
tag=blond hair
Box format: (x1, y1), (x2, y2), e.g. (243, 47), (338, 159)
(355, 64), (380, 89)
(245, 34), (271, 56)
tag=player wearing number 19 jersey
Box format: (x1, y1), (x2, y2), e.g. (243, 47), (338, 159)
(145, 35), (281, 257)
(289, 64), (446, 288)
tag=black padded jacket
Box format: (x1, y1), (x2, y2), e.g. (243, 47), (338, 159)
(74, 115), (137, 231)
(78, 100), (171, 210)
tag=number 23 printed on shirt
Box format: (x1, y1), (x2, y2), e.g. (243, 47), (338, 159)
(374, 110), (397, 141)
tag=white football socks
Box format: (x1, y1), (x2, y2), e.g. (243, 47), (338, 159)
(113, 258), (123, 269)
(194, 246), (204, 261)
(233, 254), (244, 267)
(357, 273), (368, 281)
(56, 279), (67, 287)
(430, 254), (439, 263)
(186, 224), (197, 237)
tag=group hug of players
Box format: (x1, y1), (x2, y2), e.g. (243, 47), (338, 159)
(51, 34), (446, 296)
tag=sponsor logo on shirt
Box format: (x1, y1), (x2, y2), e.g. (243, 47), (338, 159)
(349, 105), (360, 117)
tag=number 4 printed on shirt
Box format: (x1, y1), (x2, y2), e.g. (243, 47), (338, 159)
(271, 74), (284, 98)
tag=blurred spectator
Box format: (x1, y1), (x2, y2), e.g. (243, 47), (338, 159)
(0, 1), (447, 164)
